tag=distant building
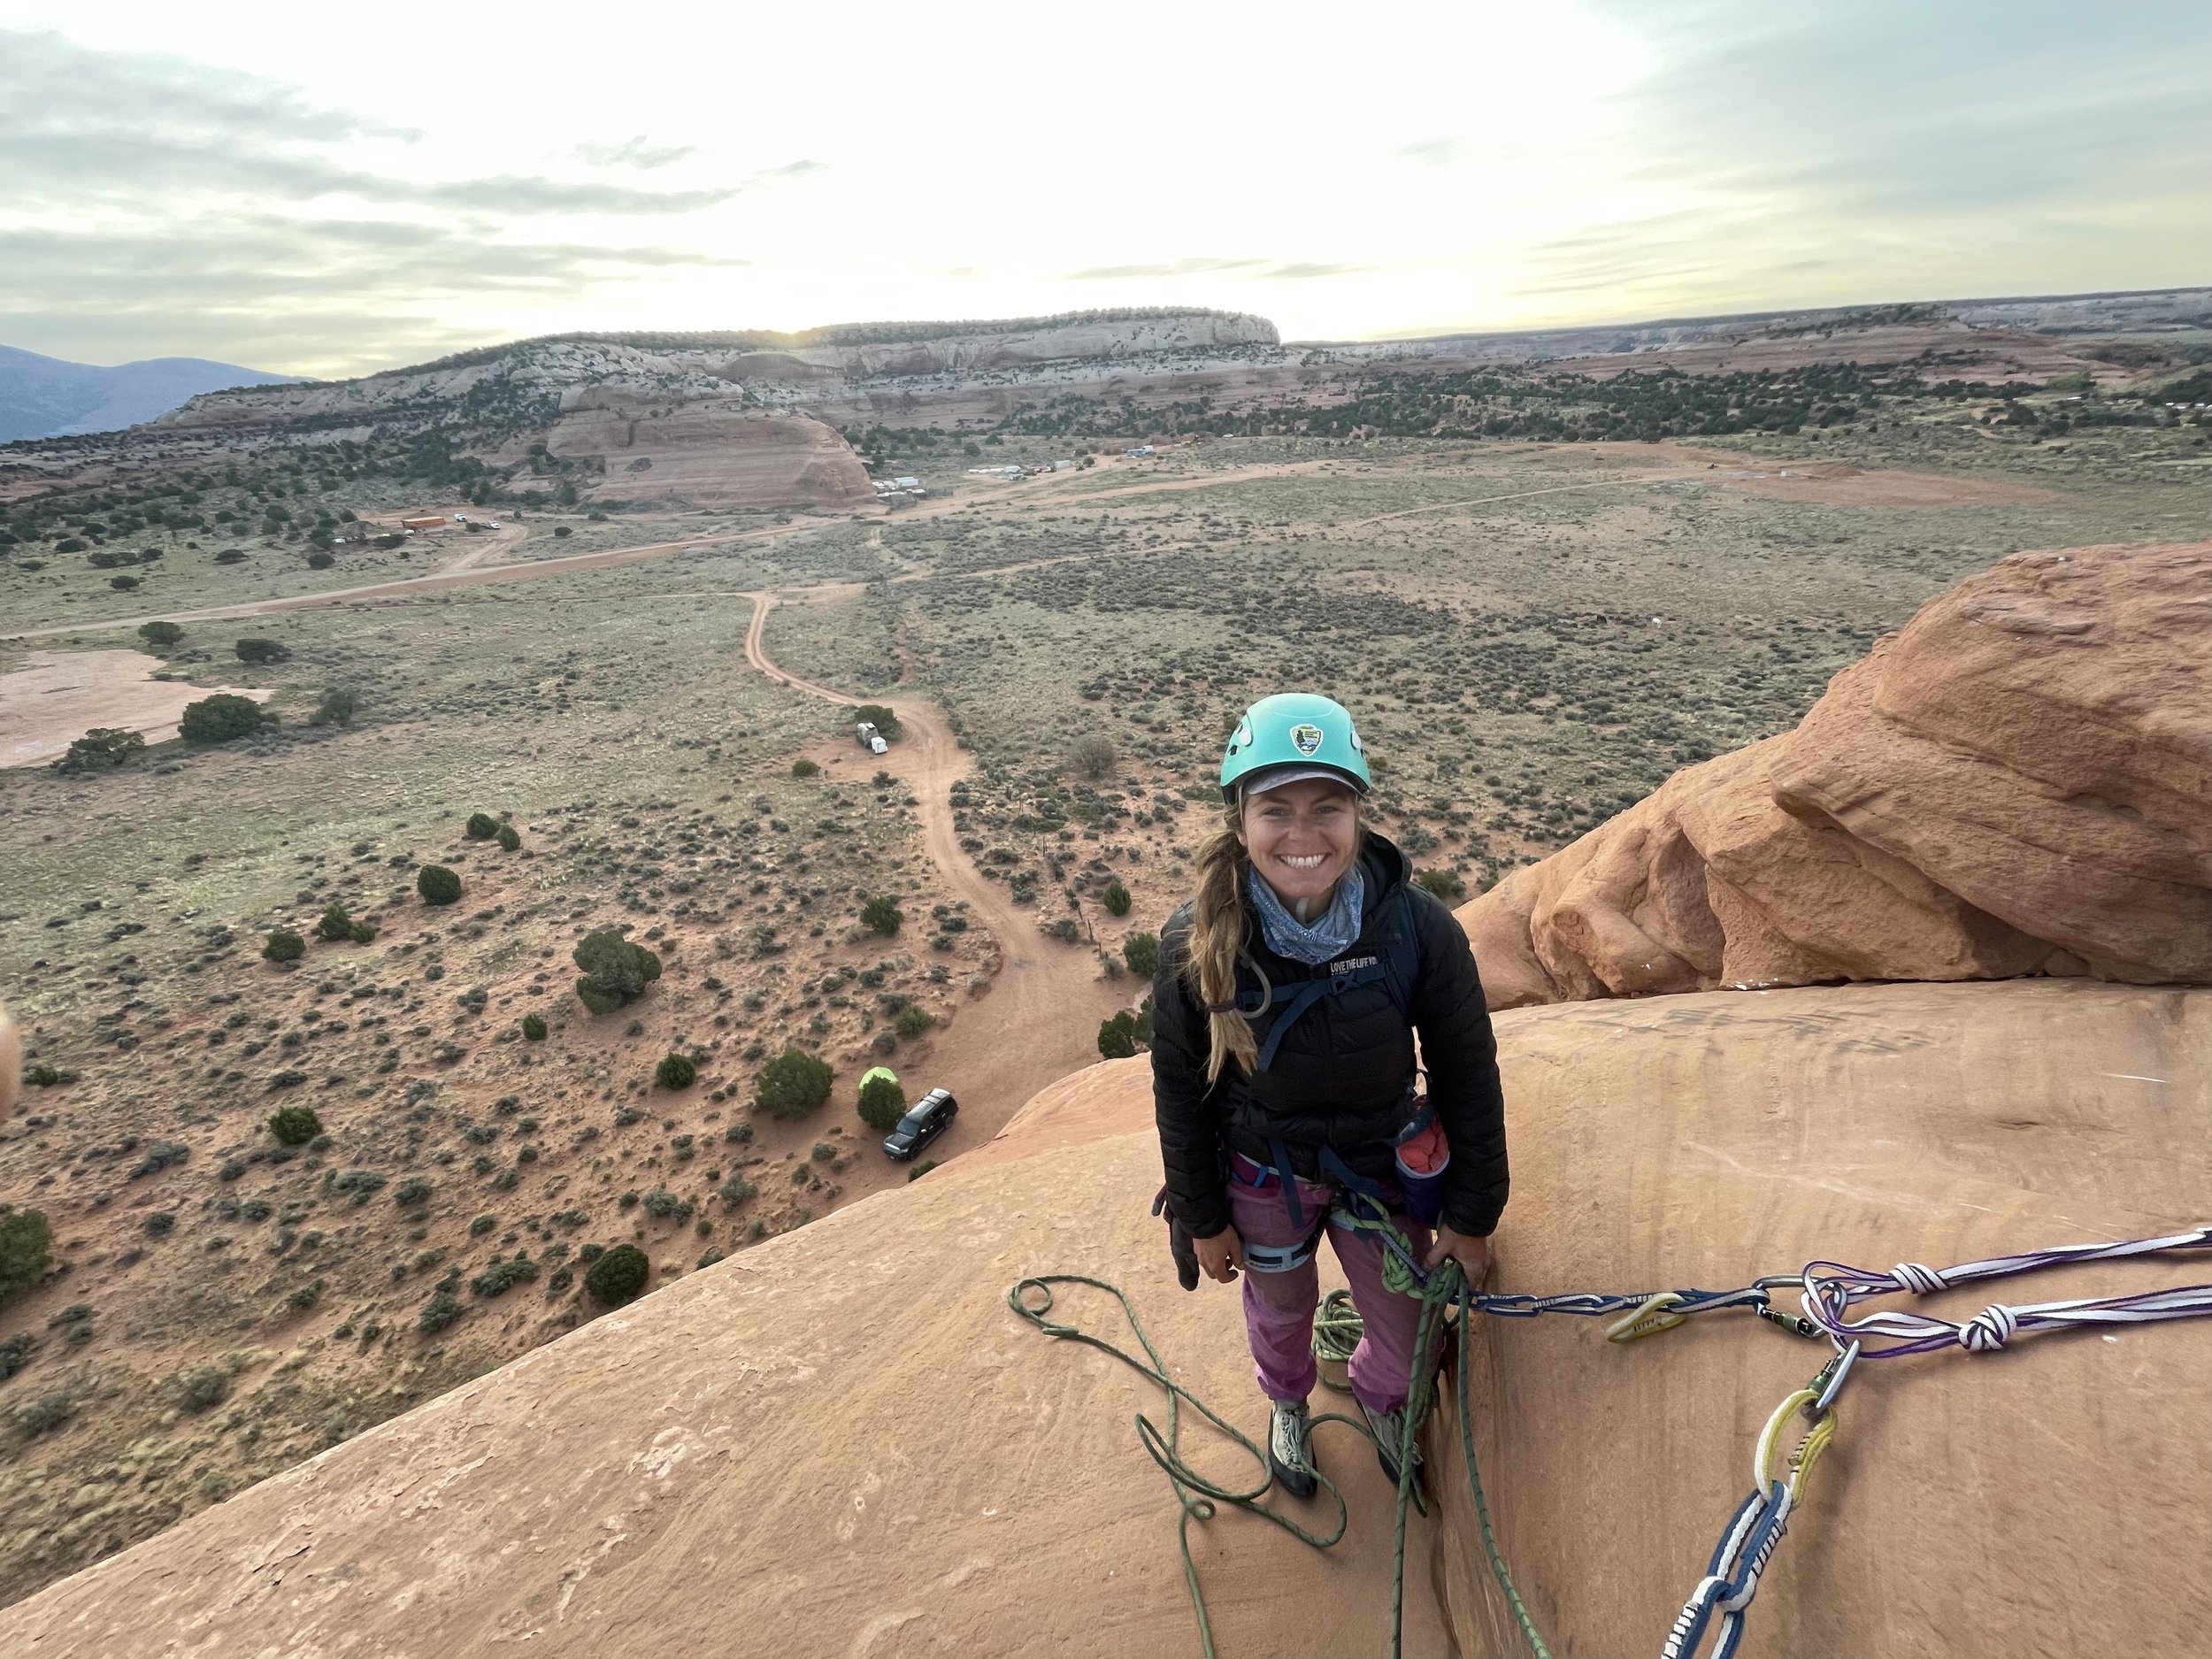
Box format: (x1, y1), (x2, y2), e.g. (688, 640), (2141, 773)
(401, 516), (445, 530)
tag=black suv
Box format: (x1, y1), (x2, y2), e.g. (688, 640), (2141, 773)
(882, 1088), (958, 1160)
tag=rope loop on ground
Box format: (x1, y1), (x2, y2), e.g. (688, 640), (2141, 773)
(1015, 1222), (2212, 1659)
(1007, 1273), (1358, 1659)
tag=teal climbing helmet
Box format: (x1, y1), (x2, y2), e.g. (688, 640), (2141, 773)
(1219, 692), (1371, 799)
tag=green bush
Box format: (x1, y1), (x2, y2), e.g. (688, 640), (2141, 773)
(394, 1178), (433, 1210)
(471, 1255), (539, 1298)
(465, 811), (500, 841)
(0, 1207), (54, 1311)
(521, 1013), (548, 1041)
(1098, 1010), (1150, 1061)
(756, 1046), (833, 1120)
(853, 703), (903, 741)
(51, 727), (146, 774)
(470, 1213), (497, 1236)
(305, 551), (334, 570)
(350, 919), (377, 944)
(234, 637), (289, 665)
(1102, 878), (1133, 917)
(907, 1160), (937, 1181)
(1122, 932), (1160, 979)
(856, 1071), (906, 1132)
(262, 929), (305, 964)
(214, 549), (246, 565)
(655, 1053), (697, 1090)
(894, 1004), (934, 1039)
(316, 902), (357, 941)
(179, 694), (268, 744)
(136, 620), (183, 649)
(325, 1169), (387, 1206)
(718, 1173), (757, 1209)
(417, 864), (462, 906)
(419, 1291), (464, 1333)
(860, 895), (902, 935)
(268, 1104), (322, 1146)
(572, 928), (662, 1015)
(173, 1363), (230, 1411)
(12, 1391), (74, 1437)
(311, 687), (357, 726)
(496, 825), (521, 852)
(110, 574), (141, 591)
(790, 758), (820, 779)
(584, 1242), (650, 1307)
(1414, 867), (1466, 901)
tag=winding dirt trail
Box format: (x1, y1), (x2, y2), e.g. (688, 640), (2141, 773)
(742, 592), (1125, 1148)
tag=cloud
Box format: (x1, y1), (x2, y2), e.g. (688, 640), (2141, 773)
(1066, 257), (1267, 280)
(0, 213), (748, 376)
(0, 28), (769, 372)
(577, 136), (698, 170)
(758, 159), (827, 180)
(1263, 262), (1377, 280)
(1396, 138), (1459, 165)
(0, 28), (735, 217)
(1588, 3), (2212, 222)
(1479, 1), (2212, 323)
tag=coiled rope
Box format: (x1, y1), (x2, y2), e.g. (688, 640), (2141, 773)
(1013, 1222), (2212, 1659)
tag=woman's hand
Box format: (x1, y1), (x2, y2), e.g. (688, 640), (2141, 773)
(1194, 1226), (1247, 1284)
(1426, 1225), (1493, 1288)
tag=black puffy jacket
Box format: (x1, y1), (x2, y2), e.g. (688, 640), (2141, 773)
(1150, 832), (1509, 1240)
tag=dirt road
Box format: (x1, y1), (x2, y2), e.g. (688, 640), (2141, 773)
(741, 593), (1125, 1149)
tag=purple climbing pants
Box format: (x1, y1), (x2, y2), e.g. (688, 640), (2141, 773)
(1225, 1151), (1434, 1413)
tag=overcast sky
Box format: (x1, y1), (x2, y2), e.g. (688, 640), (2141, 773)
(2, 0), (2205, 378)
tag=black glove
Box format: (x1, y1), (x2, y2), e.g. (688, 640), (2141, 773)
(1152, 1186), (1200, 1293)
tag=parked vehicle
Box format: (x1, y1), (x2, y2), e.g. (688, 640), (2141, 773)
(882, 1088), (958, 1160)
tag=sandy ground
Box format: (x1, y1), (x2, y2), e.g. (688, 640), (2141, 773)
(0, 520), (830, 643)
(0, 650), (273, 768)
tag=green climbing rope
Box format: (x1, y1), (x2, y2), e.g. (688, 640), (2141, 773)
(1009, 1274), (1367, 1659)
(1010, 1267), (1553, 1659)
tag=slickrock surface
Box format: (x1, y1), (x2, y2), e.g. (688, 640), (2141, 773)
(1461, 541), (2212, 1007)
(7, 979), (2207, 1658)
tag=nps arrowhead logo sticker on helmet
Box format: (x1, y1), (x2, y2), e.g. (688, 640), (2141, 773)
(1218, 693), (1374, 797)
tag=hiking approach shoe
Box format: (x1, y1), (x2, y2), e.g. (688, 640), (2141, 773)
(1268, 1397), (1317, 1499)
(1363, 1402), (1426, 1504)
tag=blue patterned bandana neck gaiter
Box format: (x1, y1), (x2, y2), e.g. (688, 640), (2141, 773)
(1248, 864), (1365, 966)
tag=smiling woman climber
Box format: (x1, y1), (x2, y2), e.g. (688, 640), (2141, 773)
(1150, 692), (1508, 1498)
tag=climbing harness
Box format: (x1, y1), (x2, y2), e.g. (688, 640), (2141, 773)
(1235, 886), (1422, 1072)
(1013, 1221), (2212, 1659)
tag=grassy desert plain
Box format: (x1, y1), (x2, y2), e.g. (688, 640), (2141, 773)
(0, 396), (2206, 1598)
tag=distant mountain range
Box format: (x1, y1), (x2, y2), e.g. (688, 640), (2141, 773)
(0, 345), (296, 443)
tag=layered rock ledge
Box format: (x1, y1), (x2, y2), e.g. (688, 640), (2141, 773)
(1459, 541), (2212, 1007)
